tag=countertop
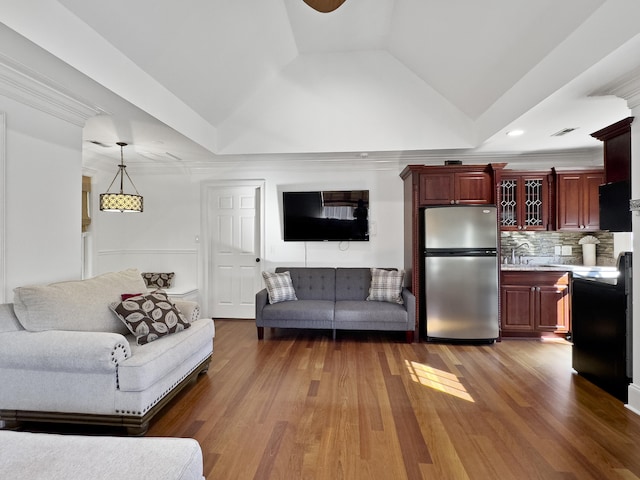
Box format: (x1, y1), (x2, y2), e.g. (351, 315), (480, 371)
(501, 263), (620, 279)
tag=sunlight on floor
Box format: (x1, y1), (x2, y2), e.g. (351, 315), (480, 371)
(406, 360), (475, 403)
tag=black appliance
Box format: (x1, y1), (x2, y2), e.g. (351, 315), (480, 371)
(599, 180), (631, 232)
(283, 190), (369, 242)
(572, 252), (633, 401)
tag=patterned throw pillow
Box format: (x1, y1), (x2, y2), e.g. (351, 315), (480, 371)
(366, 268), (404, 304)
(262, 271), (298, 304)
(110, 290), (190, 345)
(141, 272), (175, 289)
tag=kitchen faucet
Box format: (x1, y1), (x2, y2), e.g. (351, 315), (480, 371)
(512, 242), (530, 264)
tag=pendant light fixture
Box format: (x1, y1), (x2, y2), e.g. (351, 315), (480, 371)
(99, 142), (143, 212)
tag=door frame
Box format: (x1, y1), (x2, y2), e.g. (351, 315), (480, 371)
(200, 179), (265, 318)
(0, 113), (5, 303)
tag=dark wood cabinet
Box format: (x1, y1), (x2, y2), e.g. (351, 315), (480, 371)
(419, 169), (493, 206)
(501, 271), (570, 338)
(400, 163), (505, 341)
(591, 117), (633, 184)
(555, 169), (604, 231)
(499, 172), (551, 231)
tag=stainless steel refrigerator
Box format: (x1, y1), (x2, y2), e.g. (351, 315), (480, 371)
(424, 205), (499, 341)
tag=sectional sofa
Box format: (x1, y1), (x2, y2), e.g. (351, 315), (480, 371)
(255, 267), (415, 342)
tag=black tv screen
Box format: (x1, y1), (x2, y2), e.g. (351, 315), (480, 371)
(283, 190), (369, 241)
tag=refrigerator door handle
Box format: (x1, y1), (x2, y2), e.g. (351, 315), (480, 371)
(425, 249), (497, 257)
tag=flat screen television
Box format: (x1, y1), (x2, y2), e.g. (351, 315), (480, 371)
(283, 190), (369, 241)
(599, 180), (631, 232)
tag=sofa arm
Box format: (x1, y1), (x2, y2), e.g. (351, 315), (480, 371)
(402, 288), (416, 329)
(173, 300), (200, 323)
(0, 330), (131, 373)
(255, 288), (268, 324)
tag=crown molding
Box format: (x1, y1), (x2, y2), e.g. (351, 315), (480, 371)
(0, 53), (107, 126)
(591, 66), (640, 109)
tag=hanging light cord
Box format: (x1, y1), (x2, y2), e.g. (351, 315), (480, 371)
(104, 142), (141, 195)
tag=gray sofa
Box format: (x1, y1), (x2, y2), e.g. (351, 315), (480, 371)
(255, 267), (415, 342)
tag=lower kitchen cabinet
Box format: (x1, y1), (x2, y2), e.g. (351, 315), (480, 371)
(500, 271), (571, 337)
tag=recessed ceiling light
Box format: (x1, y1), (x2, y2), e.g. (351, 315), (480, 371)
(506, 129), (524, 137)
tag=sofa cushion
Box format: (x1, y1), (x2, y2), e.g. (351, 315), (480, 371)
(262, 271), (298, 304)
(119, 317), (214, 392)
(366, 268), (404, 304)
(110, 290), (190, 345)
(275, 267), (336, 301)
(335, 300), (408, 324)
(262, 300), (334, 322)
(12, 269), (147, 334)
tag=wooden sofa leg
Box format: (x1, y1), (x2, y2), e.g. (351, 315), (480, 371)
(406, 331), (414, 343)
(257, 326), (264, 340)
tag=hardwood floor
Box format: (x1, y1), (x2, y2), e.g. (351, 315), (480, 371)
(150, 320), (640, 479)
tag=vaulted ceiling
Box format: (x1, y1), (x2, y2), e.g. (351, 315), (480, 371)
(2, 0), (640, 164)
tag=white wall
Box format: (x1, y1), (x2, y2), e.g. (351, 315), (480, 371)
(1, 95), (83, 299)
(92, 170), (201, 293)
(92, 160), (406, 295)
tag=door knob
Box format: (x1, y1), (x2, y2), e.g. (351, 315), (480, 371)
(256, 258), (261, 263)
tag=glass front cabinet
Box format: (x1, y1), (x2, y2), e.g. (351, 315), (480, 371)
(499, 172), (551, 231)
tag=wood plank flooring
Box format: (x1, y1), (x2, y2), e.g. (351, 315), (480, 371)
(141, 320), (640, 479)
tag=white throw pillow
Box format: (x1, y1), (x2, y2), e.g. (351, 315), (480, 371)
(262, 271), (298, 304)
(366, 268), (404, 304)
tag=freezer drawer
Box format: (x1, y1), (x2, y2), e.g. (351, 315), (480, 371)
(425, 255), (499, 340)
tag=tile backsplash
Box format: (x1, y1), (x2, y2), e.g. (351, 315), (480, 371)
(501, 231), (615, 266)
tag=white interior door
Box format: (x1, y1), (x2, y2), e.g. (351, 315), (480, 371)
(207, 184), (262, 319)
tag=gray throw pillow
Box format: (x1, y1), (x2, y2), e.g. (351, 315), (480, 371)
(262, 271), (298, 304)
(367, 268), (404, 304)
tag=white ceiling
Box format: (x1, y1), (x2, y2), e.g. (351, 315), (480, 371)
(2, 0), (640, 166)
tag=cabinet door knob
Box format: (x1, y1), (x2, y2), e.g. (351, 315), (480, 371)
(450, 200), (455, 204)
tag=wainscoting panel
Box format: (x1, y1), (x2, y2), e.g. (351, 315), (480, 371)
(97, 249), (199, 295)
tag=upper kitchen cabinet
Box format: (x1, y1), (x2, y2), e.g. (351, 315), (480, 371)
(499, 172), (552, 231)
(555, 169), (604, 231)
(591, 117), (633, 184)
(591, 117), (633, 232)
(413, 164), (502, 206)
